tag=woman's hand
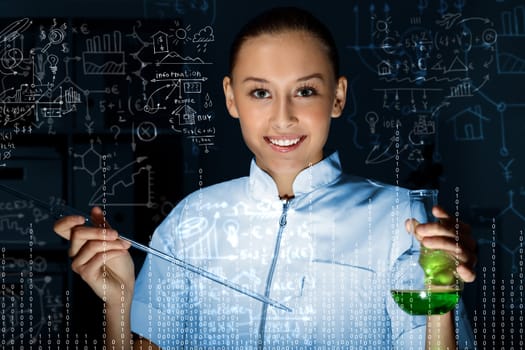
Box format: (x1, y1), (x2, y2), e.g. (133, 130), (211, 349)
(406, 205), (477, 349)
(408, 205), (477, 283)
(54, 207), (135, 305)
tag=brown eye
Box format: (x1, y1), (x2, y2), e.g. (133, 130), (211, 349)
(297, 87), (316, 97)
(251, 89), (271, 99)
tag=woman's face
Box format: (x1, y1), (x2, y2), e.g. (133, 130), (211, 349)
(223, 30), (347, 180)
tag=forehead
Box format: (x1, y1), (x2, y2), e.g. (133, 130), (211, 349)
(232, 30), (334, 79)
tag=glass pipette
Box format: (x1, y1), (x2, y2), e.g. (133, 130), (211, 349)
(0, 183), (292, 312)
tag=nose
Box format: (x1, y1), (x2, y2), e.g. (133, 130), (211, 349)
(271, 95), (297, 130)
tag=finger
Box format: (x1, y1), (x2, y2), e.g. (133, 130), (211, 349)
(457, 264), (476, 283)
(431, 205), (473, 235)
(421, 237), (478, 281)
(69, 226), (119, 258)
(415, 219), (472, 239)
(421, 240), (477, 285)
(405, 218), (444, 242)
(414, 222), (457, 240)
(429, 205), (460, 235)
(421, 236), (475, 264)
(74, 249), (130, 284)
(406, 213), (468, 239)
(53, 215), (86, 240)
(71, 239), (131, 273)
(432, 205), (451, 220)
(91, 206), (112, 229)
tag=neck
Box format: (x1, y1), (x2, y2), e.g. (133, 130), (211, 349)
(272, 173), (296, 199)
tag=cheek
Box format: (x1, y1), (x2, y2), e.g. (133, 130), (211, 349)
(299, 97), (333, 114)
(236, 102), (268, 129)
(303, 105), (333, 127)
(238, 116), (264, 142)
(235, 98), (261, 119)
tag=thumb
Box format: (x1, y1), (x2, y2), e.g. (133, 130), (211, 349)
(405, 218), (420, 235)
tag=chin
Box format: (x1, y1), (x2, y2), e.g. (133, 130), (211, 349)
(268, 157), (310, 172)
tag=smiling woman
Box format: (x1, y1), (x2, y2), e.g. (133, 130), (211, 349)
(54, 6), (478, 350)
(222, 30), (347, 198)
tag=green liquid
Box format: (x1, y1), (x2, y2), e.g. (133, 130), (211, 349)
(391, 289), (460, 315)
(419, 248), (458, 286)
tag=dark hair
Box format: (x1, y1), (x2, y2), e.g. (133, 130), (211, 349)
(228, 6), (340, 78)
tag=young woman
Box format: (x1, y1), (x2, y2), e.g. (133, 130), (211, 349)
(55, 7), (477, 349)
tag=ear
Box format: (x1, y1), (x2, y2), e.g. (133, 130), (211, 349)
(223, 76), (240, 119)
(331, 76), (348, 119)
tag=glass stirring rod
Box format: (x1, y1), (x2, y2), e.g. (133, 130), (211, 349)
(0, 184), (292, 312)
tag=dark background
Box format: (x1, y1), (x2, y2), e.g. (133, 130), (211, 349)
(0, 0), (523, 348)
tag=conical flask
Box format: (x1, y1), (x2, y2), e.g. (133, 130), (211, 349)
(390, 189), (464, 315)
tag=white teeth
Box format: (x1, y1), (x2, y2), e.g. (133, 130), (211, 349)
(269, 137), (301, 146)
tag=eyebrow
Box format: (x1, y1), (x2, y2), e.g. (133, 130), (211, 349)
(241, 73), (325, 84)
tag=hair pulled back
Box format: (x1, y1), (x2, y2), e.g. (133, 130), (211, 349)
(228, 7), (340, 78)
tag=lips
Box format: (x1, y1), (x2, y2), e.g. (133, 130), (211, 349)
(264, 135), (306, 152)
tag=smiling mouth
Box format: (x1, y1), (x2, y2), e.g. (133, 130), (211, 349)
(265, 136), (306, 151)
(268, 137), (301, 146)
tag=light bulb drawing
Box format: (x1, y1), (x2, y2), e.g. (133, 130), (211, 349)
(365, 111), (380, 134)
(47, 54), (58, 75)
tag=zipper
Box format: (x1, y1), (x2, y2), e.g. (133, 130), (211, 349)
(257, 199), (291, 349)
